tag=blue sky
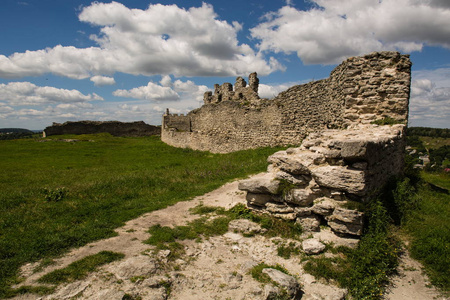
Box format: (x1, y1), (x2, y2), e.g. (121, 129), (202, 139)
(0, 0), (449, 130)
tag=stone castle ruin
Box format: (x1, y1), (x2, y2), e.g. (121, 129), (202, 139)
(162, 51), (411, 153)
(162, 51), (412, 237)
(43, 120), (160, 137)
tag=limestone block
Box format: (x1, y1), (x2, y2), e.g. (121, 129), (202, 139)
(271, 212), (298, 221)
(284, 188), (319, 207)
(302, 238), (326, 255)
(296, 215), (321, 232)
(268, 152), (311, 175)
(328, 208), (364, 225)
(328, 220), (363, 236)
(265, 202), (295, 214)
(238, 173), (279, 194)
(246, 192), (272, 207)
(295, 207), (312, 217)
(311, 166), (367, 196)
(312, 198), (336, 216)
(262, 268), (302, 298)
(275, 171), (308, 186)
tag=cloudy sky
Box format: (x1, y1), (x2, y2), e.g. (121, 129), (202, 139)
(0, 0), (449, 130)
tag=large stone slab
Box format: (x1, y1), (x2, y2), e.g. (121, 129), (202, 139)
(262, 268), (302, 298)
(311, 166), (367, 196)
(238, 173), (279, 194)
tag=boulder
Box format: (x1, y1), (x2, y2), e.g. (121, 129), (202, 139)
(302, 238), (326, 255)
(262, 268), (302, 298)
(238, 173), (279, 194)
(246, 193), (272, 207)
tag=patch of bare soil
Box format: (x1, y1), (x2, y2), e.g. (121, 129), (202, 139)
(12, 176), (445, 300)
(383, 247), (447, 300)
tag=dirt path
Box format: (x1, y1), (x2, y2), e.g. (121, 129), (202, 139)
(13, 176), (445, 300)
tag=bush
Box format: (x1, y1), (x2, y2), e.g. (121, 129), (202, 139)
(43, 187), (68, 202)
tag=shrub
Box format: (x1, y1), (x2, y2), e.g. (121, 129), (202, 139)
(43, 187), (68, 202)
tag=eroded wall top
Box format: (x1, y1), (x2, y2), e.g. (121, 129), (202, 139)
(162, 51), (411, 153)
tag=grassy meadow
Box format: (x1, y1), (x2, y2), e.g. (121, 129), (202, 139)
(0, 133), (282, 297)
(0, 131), (448, 299)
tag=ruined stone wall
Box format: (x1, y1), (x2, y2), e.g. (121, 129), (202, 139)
(238, 124), (406, 236)
(43, 121), (160, 137)
(162, 51), (411, 153)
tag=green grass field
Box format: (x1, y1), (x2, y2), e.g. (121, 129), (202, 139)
(0, 134), (282, 297)
(406, 173), (450, 291)
(1, 133), (449, 299)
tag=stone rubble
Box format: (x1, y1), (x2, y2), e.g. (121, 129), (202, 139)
(238, 124), (406, 237)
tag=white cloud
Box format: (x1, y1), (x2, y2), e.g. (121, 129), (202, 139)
(113, 81), (180, 101)
(0, 2), (282, 80)
(90, 75), (116, 86)
(258, 81), (306, 99)
(409, 68), (450, 128)
(251, 0), (450, 64)
(0, 82), (103, 106)
(113, 76), (209, 103)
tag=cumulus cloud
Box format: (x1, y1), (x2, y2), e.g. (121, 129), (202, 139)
(90, 75), (116, 86)
(0, 2), (282, 79)
(258, 81), (306, 99)
(251, 0), (450, 64)
(113, 76), (209, 103)
(0, 82), (103, 106)
(113, 81), (180, 101)
(409, 68), (450, 128)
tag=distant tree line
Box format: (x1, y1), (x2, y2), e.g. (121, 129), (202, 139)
(0, 132), (34, 140)
(407, 127), (450, 138)
(0, 128), (37, 140)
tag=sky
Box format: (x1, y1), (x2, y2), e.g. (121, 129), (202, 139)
(0, 0), (449, 130)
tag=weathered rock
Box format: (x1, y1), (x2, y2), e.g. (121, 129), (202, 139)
(312, 198), (336, 216)
(238, 173), (279, 194)
(328, 208), (364, 225)
(275, 171), (308, 186)
(271, 212), (298, 221)
(311, 166), (367, 196)
(265, 202), (295, 214)
(296, 215), (321, 232)
(302, 238), (326, 255)
(228, 219), (266, 235)
(284, 188), (319, 207)
(302, 281), (348, 300)
(328, 220), (363, 236)
(264, 284), (281, 300)
(246, 193), (272, 207)
(268, 152), (311, 175)
(295, 207), (312, 217)
(262, 268), (302, 298)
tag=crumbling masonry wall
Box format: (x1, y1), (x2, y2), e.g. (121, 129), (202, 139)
(43, 121), (160, 137)
(238, 124), (406, 236)
(162, 51), (411, 153)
